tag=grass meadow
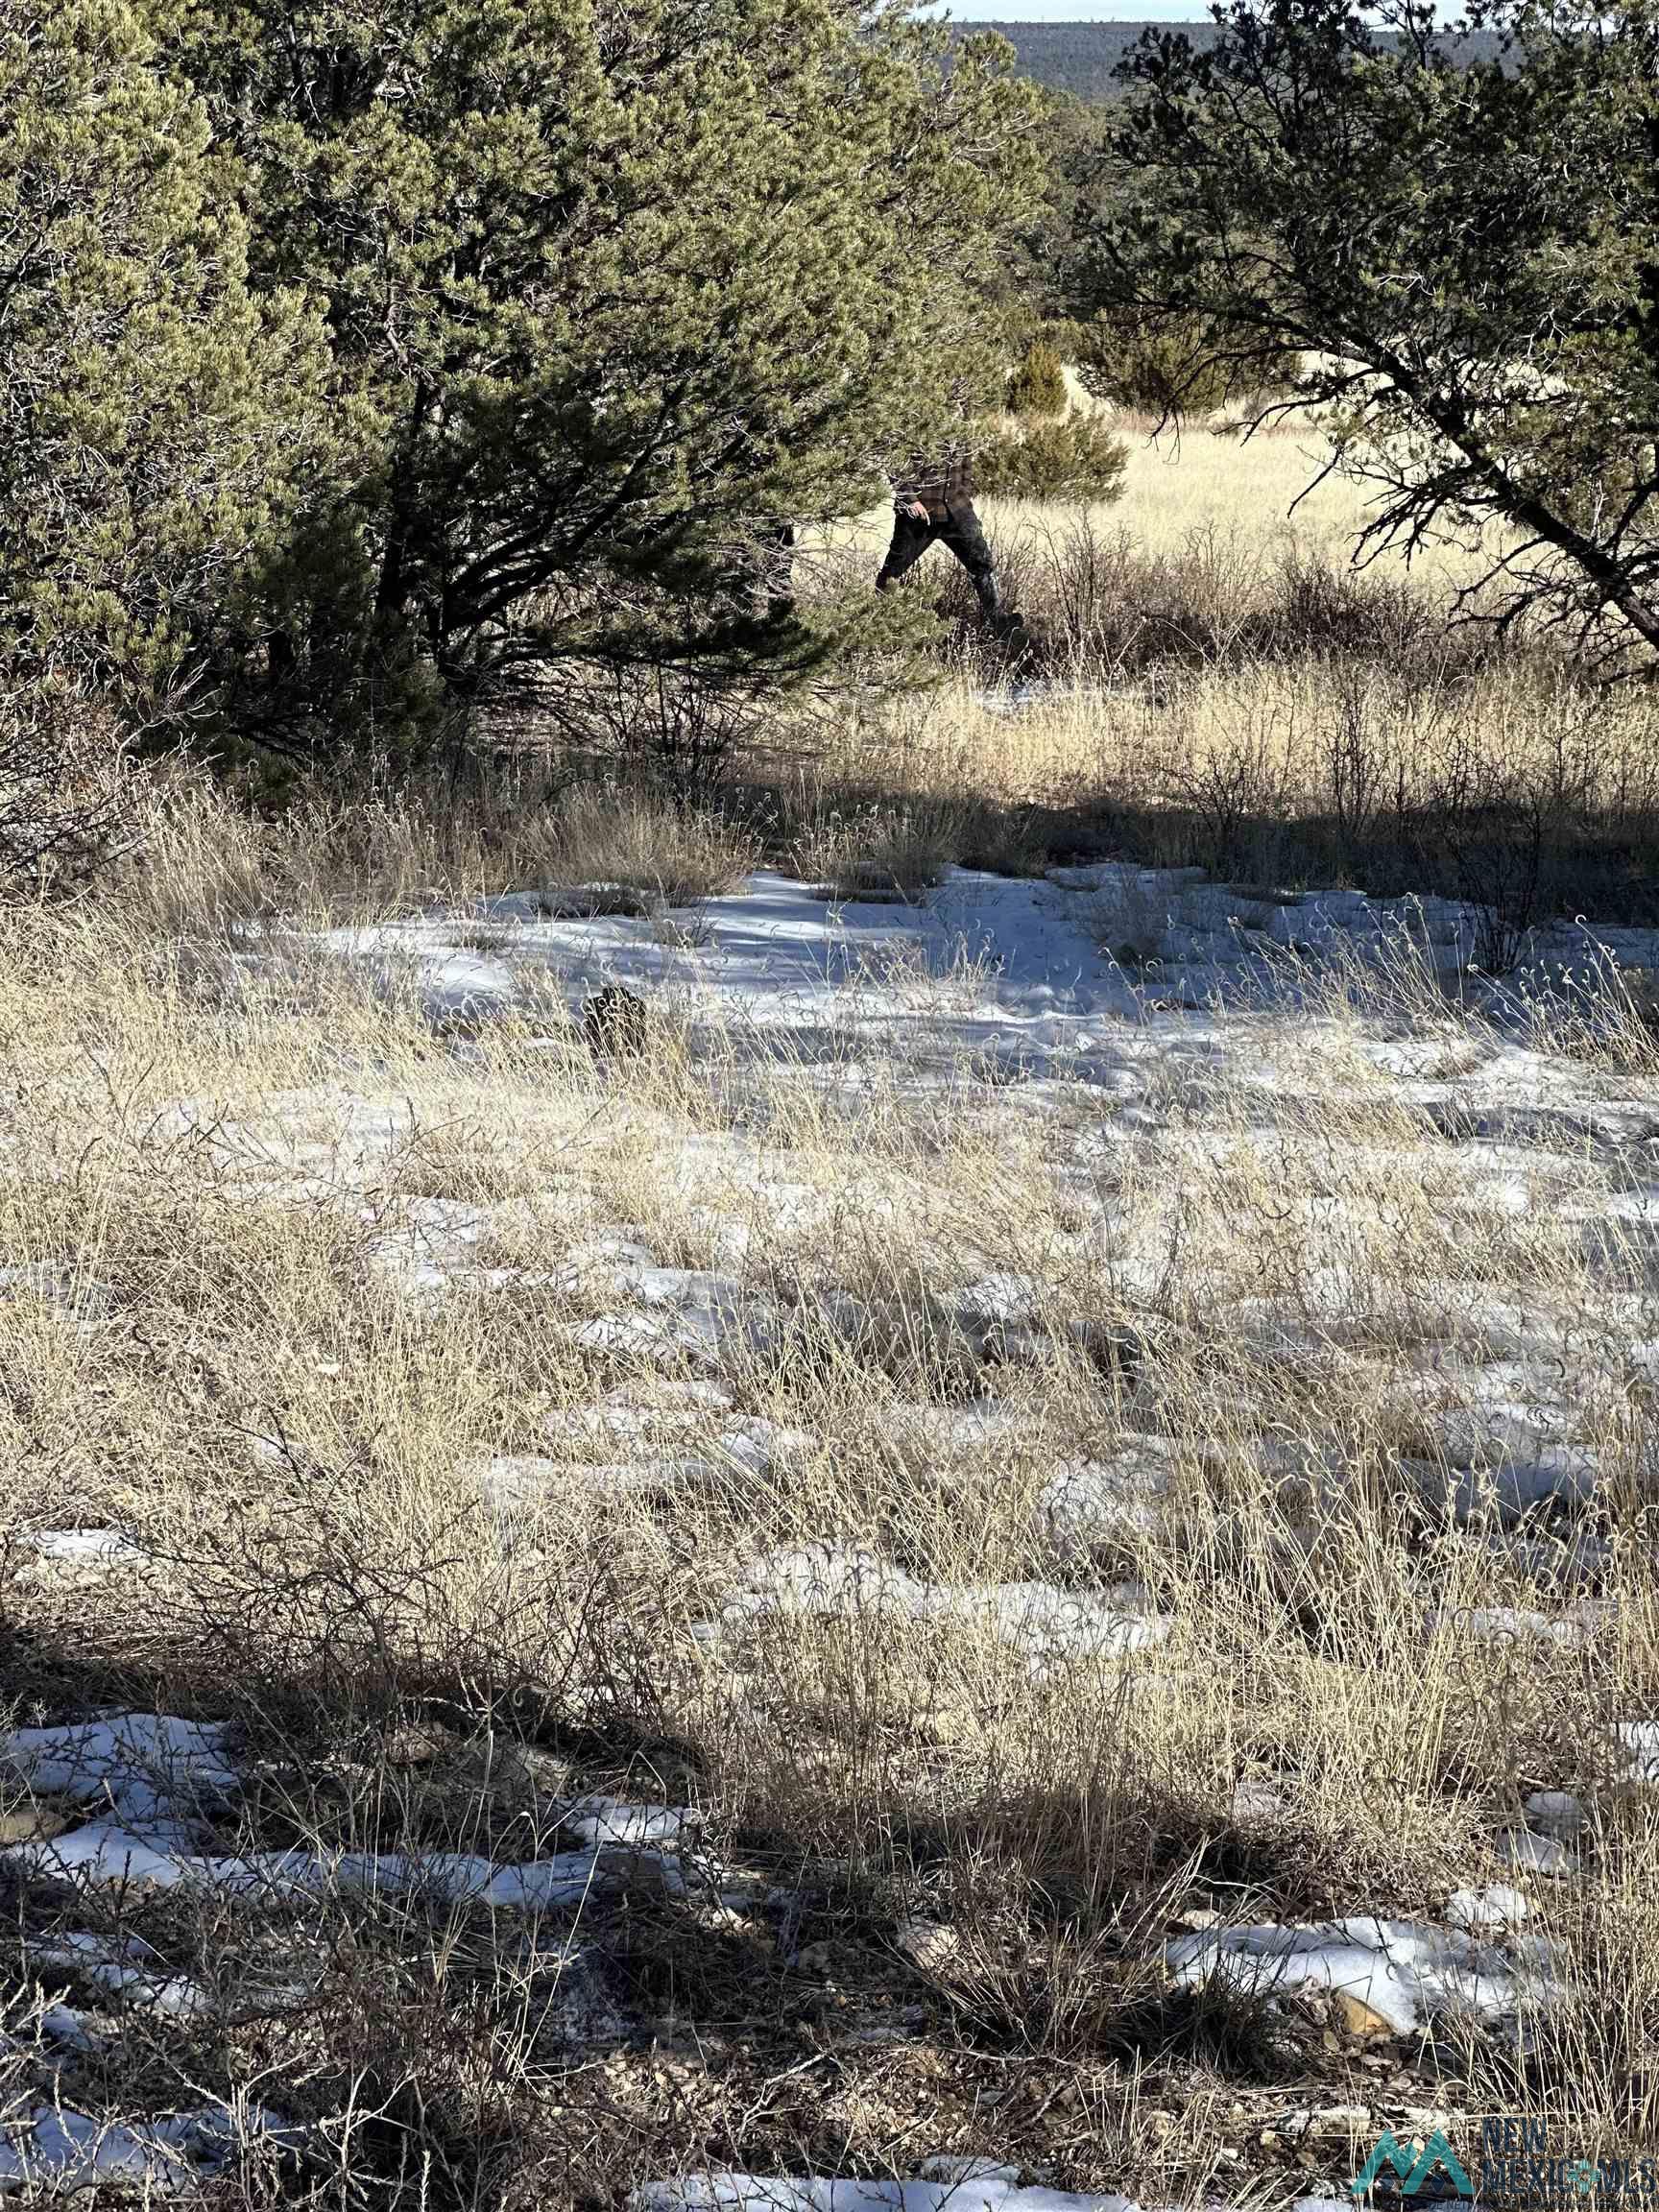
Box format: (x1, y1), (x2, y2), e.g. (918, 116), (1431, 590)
(4, 421), (1659, 2208)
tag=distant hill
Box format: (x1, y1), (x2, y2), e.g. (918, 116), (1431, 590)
(960, 19), (1505, 101)
(960, 20), (1216, 101)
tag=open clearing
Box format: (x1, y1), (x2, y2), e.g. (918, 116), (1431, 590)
(5, 433), (1659, 2208)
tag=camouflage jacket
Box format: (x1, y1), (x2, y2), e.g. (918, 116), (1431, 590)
(890, 443), (974, 510)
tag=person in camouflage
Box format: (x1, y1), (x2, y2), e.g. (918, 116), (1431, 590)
(877, 444), (1005, 616)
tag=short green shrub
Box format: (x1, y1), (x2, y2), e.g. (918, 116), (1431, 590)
(975, 415), (1128, 501)
(1077, 315), (1293, 418)
(1006, 340), (1069, 420)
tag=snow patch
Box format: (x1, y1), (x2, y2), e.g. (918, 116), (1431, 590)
(635, 2177), (1142, 2212)
(1525, 1790), (1585, 1841)
(0, 2101), (296, 2195)
(32, 1931), (210, 2018)
(6, 1822), (685, 1911)
(1428, 1603), (1610, 1647)
(1497, 1828), (1576, 1879)
(1040, 1448), (1173, 1557)
(707, 1543), (1170, 1669)
(4, 1714), (239, 1829)
(1445, 1887), (1529, 1934)
(17, 1530), (145, 1566)
(1616, 1720), (1659, 1783)
(1166, 1914), (1554, 2034)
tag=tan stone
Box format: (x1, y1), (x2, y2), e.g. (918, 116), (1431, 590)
(0, 1804), (70, 1844)
(1333, 1992), (1396, 2040)
(895, 1920), (959, 1976)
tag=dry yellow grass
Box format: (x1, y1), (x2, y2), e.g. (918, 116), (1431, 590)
(794, 422), (1659, 938)
(4, 431), (1658, 2208)
(823, 414), (1486, 577)
(2, 790), (1658, 2204)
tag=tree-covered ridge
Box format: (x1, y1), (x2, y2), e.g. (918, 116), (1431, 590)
(959, 17), (1504, 101)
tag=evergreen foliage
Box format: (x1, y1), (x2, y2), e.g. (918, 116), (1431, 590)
(142, 0), (1045, 746)
(1006, 340), (1070, 419)
(0, 0), (325, 717)
(975, 415), (1126, 500)
(1075, 0), (1659, 665)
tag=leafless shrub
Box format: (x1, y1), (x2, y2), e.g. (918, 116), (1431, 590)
(0, 678), (139, 893)
(522, 658), (763, 801)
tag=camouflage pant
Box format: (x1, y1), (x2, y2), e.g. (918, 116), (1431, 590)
(877, 497), (1002, 616)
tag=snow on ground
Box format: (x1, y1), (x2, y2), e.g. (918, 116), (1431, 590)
(0, 2100), (297, 2195)
(701, 1541), (1170, 1671)
(278, 853), (1658, 1762)
(635, 2173), (1141, 2212)
(29, 1931), (212, 2020)
(5, 1716), (240, 1832)
(1616, 1719), (1659, 1782)
(635, 2174), (1356, 2212)
(1164, 1914), (1560, 2036)
(300, 861), (1659, 1060)
(0, 1712), (695, 1909)
(6, 1820), (688, 1908)
(19, 855), (1659, 2195)
(16, 1529), (145, 1565)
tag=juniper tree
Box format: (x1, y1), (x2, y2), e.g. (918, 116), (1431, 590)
(151, 0), (1045, 744)
(0, 0), (325, 716)
(1007, 341), (1070, 420)
(1075, 0), (1659, 669)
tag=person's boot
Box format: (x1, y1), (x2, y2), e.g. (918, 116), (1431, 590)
(985, 589), (1036, 668)
(1000, 612), (1037, 671)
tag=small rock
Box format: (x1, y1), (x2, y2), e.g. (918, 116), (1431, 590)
(1173, 1907), (1223, 1932)
(0, 1806), (69, 1845)
(1447, 1884), (1529, 1932)
(895, 1920), (959, 1975)
(1310, 2105), (1372, 2134)
(1499, 1827), (1575, 1878)
(1526, 1789), (1585, 1841)
(1333, 1993), (1396, 2041)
